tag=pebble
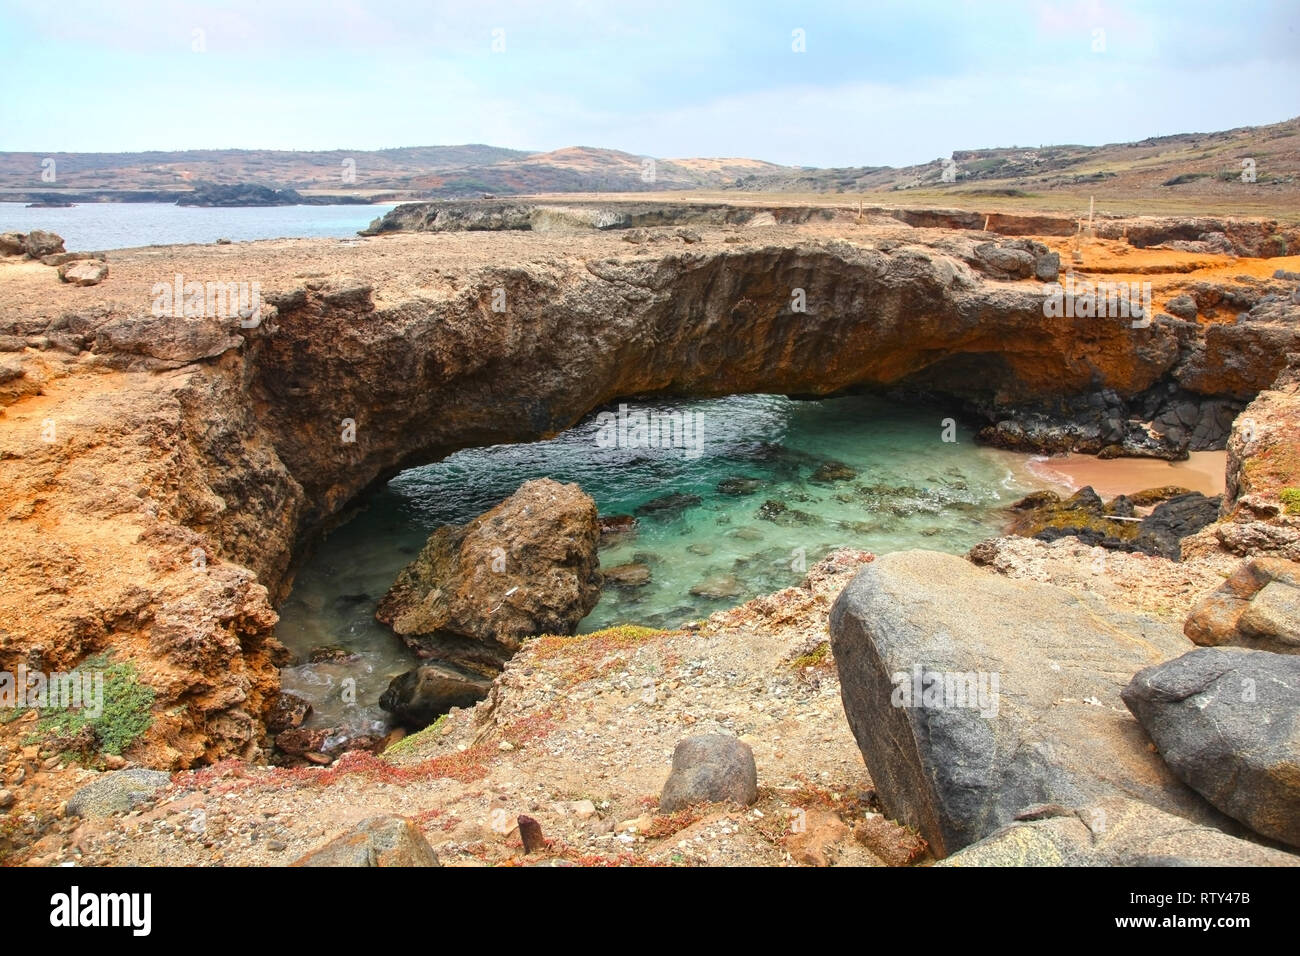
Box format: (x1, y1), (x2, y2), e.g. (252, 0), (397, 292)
(0, 789), (14, 809)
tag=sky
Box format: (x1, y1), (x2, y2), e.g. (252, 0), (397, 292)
(1, 0), (1297, 167)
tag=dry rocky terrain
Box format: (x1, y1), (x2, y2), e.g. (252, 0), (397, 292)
(1, 200), (1299, 865)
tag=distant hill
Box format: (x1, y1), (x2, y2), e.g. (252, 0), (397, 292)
(0, 118), (1296, 208)
(728, 118), (1300, 205)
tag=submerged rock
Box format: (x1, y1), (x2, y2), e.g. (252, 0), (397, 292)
(810, 460), (857, 483)
(717, 476), (762, 496)
(756, 498), (818, 526)
(829, 550), (1223, 858)
(603, 562), (652, 588)
(634, 492), (702, 519)
(376, 478), (602, 668)
(1122, 647), (1300, 847)
(689, 573), (741, 600)
(659, 734), (759, 812)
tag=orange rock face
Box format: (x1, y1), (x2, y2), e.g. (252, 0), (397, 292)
(0, 213), (1295, 766)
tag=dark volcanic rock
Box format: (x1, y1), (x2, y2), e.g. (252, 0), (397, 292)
(379, 664), (495, 727)
(1007, 486), (1139, 549)
(1123, 648), (1300, 848)
(829, 550), (1224, 858)
(1165, 294), (1198, 320)
(659, 734), (759, 812)
(1132, 493), (1221, 559)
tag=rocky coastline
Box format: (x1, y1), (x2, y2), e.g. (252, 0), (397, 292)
(1, 202), (1298, 866)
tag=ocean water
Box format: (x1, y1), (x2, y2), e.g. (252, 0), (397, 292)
(0, 201), (394, 250)
(276, 392), (1051, 734)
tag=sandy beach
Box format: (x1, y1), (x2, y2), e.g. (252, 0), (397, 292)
(1025, 450), (1227, 499)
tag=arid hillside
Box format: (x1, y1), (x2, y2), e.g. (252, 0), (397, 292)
(3, 117), (1296, 214)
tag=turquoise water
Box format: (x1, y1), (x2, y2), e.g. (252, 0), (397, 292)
(275, 393), (1050, 734)
(0, 201), (394, 251)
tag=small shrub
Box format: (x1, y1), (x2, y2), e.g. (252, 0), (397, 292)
(34, 652), (156, 758)
(1281, 488), (1300, 515)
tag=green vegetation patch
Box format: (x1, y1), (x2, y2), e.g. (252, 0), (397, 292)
(28, 652), (156, 760)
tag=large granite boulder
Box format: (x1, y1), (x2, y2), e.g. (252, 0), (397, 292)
(829, 550), (1225, 858)
(939, 797), (1296, 866)
(1184, 557), (1300, 654)
(377, 478), (602, 673)
(1122, 647), (1300, 847)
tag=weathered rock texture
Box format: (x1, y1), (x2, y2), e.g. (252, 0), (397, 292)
(0, 212), (1295, 764)
(829, 550), (1231, 858)
(659, 734), (759, 812)
(376, 479), (602, 670)
(940, 797), (1297, 866)
(1185, 557), (1300, 653)
(291, 814), (441, 867)
(1123, 648), (1300, 847)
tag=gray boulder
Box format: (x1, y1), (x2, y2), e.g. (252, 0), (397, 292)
(292, 815), (441, 867)
(1122, 647), (1300, 847)
(973, 242), (1035, 279)
(66, 769), (172, 818)
(1034, 251), (1060, 282)
(0, 232), (25, 256)
(940, 797), (1297, 866)
(659, 734), (758, 812)
(1165, 294), (1198, 319)
(829, 550), (1226, 858)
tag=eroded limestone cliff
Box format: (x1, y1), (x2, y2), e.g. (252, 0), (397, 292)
(0, 212), (1296, 765)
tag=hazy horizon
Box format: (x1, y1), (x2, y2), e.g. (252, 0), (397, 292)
(2, 0), (1298, 167)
